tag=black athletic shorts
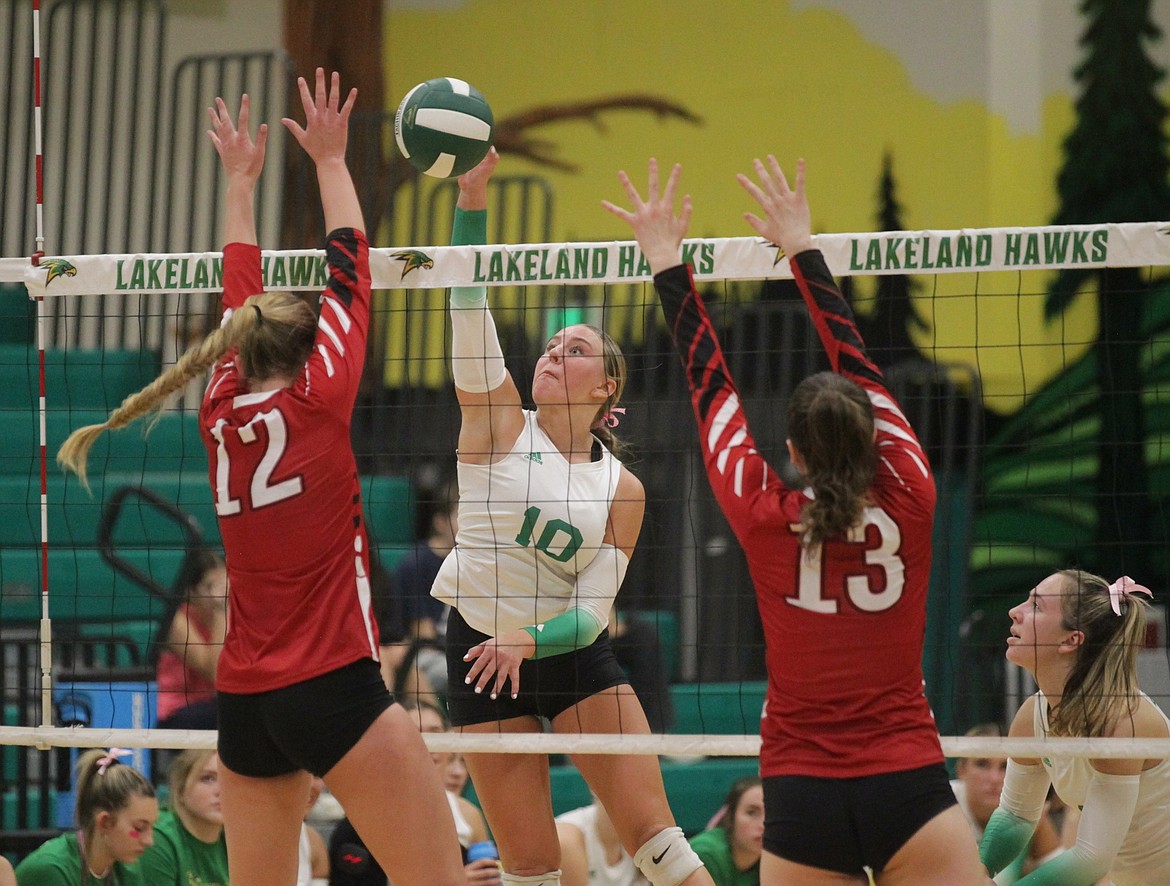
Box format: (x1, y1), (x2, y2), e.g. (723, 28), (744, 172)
(445, 607), (629, 726)
(762, 762), (957, 876)
(217, 657), (393, 778)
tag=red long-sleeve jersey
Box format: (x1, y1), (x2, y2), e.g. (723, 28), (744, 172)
(654, 251), (943, 778)
(201, 230), (379, 693)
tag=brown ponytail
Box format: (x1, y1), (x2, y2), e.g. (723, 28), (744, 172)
(787, 371), (876, 548)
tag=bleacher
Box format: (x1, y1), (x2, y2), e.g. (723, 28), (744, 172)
(0, 348), (415, 626)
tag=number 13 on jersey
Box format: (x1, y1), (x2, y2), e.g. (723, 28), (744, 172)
(787, 508), (905, 614)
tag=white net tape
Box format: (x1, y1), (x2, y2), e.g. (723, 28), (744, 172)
(2, 726), (1169, 760)
(2, 221), (1169, 294)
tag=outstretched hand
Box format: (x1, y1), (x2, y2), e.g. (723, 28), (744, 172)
(207, 94), (268, 184)
(456, 147), (500, 212)
(601, 158), (692, 275)
(737, 156), (813, 257)
(282, 68), (357, 167)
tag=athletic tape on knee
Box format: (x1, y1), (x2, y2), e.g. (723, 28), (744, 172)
(500, 870), (562, 885)
(633, 827), (703, 886)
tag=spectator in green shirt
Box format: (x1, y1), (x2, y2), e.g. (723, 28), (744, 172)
(688, 777), (763, 886)
(137, 749), (228, 886)
(15, 748), (157, 885)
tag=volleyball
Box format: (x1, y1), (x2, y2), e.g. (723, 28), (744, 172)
(394, 77), (494, 178)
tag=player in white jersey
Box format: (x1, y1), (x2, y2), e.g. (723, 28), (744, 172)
(982, 570), (1170, 885)
(431, 149), (713, 886)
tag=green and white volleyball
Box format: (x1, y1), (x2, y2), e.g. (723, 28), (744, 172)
(393, 78), (494, 178)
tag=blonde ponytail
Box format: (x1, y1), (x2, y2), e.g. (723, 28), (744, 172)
(1050, 569), (1151, 737)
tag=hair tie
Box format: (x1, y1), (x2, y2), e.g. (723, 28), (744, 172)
(601, 407), (626, 429)
(252, 304), (263, 323)
(96, 747), (131, 775)
(1107, 575), (1153, 616)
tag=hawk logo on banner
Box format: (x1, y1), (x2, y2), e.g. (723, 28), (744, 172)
(758, 239), (786, 267)
(39, 258), (78, 286)
(391, 249), (434, 280)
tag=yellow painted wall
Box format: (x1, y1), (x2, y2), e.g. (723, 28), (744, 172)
(380, 0), (1137, 413)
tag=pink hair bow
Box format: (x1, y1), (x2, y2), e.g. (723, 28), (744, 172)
(1108, 576), (1153, 616)
(96, 747), (131, 775)
(601, 407), (626, 429)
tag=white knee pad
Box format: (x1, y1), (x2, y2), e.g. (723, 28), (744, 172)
(501, 871), (561, 885)
(633, 827), (704, 886)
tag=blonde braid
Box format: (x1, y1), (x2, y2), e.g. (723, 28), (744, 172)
(58, 312), (247, 489)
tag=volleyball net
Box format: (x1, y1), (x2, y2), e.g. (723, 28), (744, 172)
(3, 224), (1170, 837)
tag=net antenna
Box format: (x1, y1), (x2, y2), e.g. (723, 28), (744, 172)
(29, 0), (53, 743)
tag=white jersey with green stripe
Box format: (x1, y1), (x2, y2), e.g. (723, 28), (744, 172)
(432, 409), (623, 636)
(1034, 690), (1170, 884)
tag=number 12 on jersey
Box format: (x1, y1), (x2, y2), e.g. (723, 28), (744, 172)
(210, 410), (303, 516)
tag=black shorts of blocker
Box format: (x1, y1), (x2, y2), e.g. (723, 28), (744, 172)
(762, 762), (957, 876)
(445, 607), (629, 727)
(217, 657), (392, 778)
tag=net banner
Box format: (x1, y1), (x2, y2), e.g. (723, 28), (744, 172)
(4, 221), (1170, 296)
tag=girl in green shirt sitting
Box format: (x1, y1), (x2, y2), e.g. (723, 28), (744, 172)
(688, 777), (763, 886)
(15, 748), (158, 885)
(137, 750), (229, 886)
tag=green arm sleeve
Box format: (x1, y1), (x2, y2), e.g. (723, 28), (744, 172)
(522, 608), (607, 660)
(1013, 849), (1110, 886)
(980, 807), (1037, 877)
(450, 207), (487, 308)
(452, 206), (487, 246)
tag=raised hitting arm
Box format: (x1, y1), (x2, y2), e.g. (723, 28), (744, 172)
(446, 148), (525, 465)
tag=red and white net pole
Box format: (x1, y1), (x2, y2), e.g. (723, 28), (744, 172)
(31, 0), (53, 735)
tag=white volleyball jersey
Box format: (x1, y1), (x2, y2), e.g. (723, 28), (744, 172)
(432, 409), (624, 636)
(446, 791), (474, 849)
(1034, 691), (1170, 884)
(555, 805), (647, 886)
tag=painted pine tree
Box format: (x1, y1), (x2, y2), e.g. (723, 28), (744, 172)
(1046, 0), (1170, 580)
(862, 152), (929, 370)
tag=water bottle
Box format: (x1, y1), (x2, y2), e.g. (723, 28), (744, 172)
(466, 840), (499, 863)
